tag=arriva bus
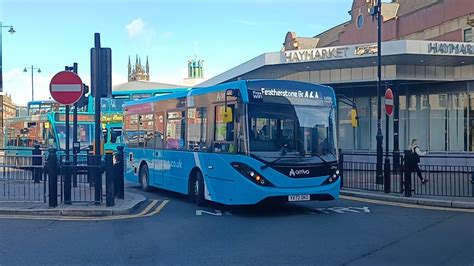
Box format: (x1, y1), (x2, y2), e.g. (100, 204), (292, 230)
(123, 80), (340, 205)
(4, 112), (96, 157)
(90, 88), (188, 151)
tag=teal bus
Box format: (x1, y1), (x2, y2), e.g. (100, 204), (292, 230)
(88, 88), (188, 151)
(123, 80), (340, 206)
(4, 112), (96, 157)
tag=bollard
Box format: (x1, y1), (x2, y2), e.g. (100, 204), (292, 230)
(338, 148), (344, 188)
(105, 151), (114, 206)
(384, 157), (391, 193)
(87, 145), (94, 185)
(48, 148), (58, 207)
(117, 146), (125, 199)
(403, 150), (412, 197)
(32, 145), (42, 183)
(94, 154), (102, 205)
(63, 160), (72, 205)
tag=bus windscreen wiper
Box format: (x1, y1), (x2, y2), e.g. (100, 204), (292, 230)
(261, 144), (293, 169)
(311, 153), (336, 167)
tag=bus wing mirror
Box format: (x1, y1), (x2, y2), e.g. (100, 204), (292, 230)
(351, 109), (359, 128)
(222, 107), (233, 123)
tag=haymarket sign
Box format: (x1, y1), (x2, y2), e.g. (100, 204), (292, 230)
(284, 47), (350, 63)
(428, 42), (474, 55)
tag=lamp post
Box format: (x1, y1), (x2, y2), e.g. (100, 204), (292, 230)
(368, 0), (384, 183)
(0, 22), (15, 148)
(23, 66), (41, 101)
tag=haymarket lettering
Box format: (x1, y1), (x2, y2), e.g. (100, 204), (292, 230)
(428, 42), (474, 55)
(285, 47), (350, 62)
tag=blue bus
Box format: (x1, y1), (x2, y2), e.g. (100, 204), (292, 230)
(123, 80), (340, 205)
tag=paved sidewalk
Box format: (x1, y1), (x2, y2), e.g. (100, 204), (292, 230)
(341, 189), (474, 209)
(0, 192), (147, 216)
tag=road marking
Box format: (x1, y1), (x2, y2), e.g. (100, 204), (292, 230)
(195, 209), (232, 216)
(195, 207), (370, 216)
(143, 200), (169, 217)
(340, 195), (474, 213)
(0, 199), (168, 221)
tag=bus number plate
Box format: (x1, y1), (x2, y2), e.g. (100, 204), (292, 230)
(288, 195), (310, 202)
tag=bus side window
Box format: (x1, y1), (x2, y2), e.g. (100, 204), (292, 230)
(214, 105), (235, 153)
(165, 111), (185, 150)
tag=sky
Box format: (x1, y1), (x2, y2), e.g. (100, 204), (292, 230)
(1, 0), (354, 105)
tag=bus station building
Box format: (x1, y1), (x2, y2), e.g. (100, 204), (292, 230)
(199, 0), (474, 155)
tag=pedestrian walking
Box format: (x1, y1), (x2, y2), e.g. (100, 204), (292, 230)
(407, 139), (428, 184)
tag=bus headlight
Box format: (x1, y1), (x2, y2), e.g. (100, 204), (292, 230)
(323, 173), (339, 185)
(231, 162), (274, 187)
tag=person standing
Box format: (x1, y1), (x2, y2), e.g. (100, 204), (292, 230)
(408, 139), (428, 184)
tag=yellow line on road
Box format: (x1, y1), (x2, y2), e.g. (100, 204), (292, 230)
(340, 195), (474, 213)
(0, 199), (164, 221)
(143, 200), (169, 217)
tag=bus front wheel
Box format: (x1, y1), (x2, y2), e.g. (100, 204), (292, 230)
(139, 164), (151, 192)
(190, 171), (205, 206)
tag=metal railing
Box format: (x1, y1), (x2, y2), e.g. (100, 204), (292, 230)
(0, 147), (46, 202)
(340, 150), (474, 198)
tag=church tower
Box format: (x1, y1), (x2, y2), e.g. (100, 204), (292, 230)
(128, 55), (150, 82)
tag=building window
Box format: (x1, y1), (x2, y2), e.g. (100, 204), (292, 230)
(464, 28), (472, 42)
(357, 15), (364, 29)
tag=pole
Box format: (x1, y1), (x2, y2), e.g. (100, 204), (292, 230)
(64, 104), (71, 204)
(72, 63), (78, 187)
(384, 84), (390, 193)
(376, 0), (384, 184)
(31, 65), (34, 101)
(0, 22), (3, 148)
(94, 33), (102, 205)
(393, 82), (400, 171)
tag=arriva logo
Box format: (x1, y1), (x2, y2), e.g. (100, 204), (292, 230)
(289, 168), (310, 176)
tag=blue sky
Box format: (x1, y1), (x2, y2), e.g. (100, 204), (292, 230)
(1, 0), (353, 105)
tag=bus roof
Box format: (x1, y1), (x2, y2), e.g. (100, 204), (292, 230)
(111, 87), (189, 96)
(27, 100), (57, 105)
(123, 79), (335, 108)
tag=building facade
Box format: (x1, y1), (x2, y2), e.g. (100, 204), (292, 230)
(199, 0), (474, 155)
(0, 93), (21, 147)
(183, 58), (205, 87)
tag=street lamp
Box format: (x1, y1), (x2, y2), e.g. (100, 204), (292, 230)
(23, 66), (41, 101)
(367, 0), (384, 183)
(1, 22), (15, 148)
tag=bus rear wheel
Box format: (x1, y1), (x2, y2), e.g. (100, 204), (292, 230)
(190, 171), (205, 206)
(139, 164), (151, 192)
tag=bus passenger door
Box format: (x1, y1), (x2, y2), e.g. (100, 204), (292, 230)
(154, 112), (165, 185)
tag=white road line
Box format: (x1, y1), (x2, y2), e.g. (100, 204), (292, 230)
(340, 195), (474, 213)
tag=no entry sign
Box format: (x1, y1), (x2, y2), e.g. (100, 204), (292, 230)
(49, 71), (83, 105)
(385, 88), (394, 116)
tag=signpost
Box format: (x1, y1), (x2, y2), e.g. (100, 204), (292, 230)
(49, 70), (83, 204)
(384, 87), (393, 193)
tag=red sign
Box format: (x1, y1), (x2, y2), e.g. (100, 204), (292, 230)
(49, 71), (83, 105)
(385, 88), (394, 116)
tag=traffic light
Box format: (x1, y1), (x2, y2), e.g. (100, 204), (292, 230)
(366, 0), (379, 16)
(76, 84), (89, 108)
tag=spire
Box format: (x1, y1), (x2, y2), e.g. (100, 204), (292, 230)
(128, 56), (131, 78)
(146, 56), (149, 74)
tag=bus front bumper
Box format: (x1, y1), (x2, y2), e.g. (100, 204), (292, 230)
(232, 178), (341, 205)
